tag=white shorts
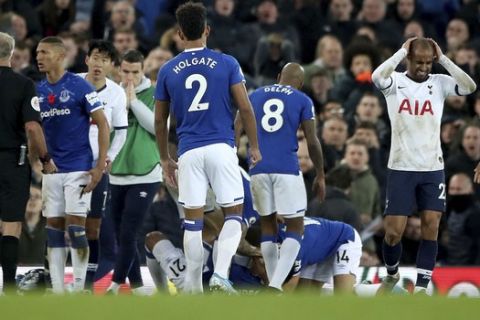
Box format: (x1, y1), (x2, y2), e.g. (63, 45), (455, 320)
(42, 171), (92, 218)
(301, 230), (362, 283)
(250, 173), (307, 217)
(178, 143), (243, 209)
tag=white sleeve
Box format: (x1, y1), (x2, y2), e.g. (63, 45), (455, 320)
(107, 128), (127, 162)
(112, 91), (128, 129)
(438, 55), (477, 96)
(372, 48), (407, 93)
(130, 99), (155, 135)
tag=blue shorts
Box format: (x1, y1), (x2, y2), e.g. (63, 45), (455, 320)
(384, 169), (446, 216)
(88, 173), (109, 218)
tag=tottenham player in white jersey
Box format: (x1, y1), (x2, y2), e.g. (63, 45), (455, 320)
(79, 40), (128, 289)
(155, 3), (261, 294)
(372, 37), (476, 294)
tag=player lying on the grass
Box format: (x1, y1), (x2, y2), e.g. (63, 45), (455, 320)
(144, 169), (266, 293)
(281, 216), (362, 294)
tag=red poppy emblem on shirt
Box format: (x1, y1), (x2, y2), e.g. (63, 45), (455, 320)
(48, 93), (55, 105)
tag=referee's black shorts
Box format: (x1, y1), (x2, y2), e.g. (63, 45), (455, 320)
(0, 150), (31, 222)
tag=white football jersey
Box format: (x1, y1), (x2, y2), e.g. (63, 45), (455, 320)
(381, 72), (458, 171)
(78, 73), (128, 161)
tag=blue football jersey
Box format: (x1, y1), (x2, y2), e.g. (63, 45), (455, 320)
(155, 47), (244, 156)
(37, 72), (103, 172)
(279, 217), (355, 271)
(249, 84), (315, 175)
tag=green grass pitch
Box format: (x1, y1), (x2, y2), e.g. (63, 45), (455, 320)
(1, 294), (477, 320)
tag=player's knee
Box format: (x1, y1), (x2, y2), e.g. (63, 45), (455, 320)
(384, 231), (403, 245)
(67, 225), (88, 249)
(145, 231), (166, 251)
(85, 226), (100, 240)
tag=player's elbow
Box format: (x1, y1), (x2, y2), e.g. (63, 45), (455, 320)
(24, 121), (42, 137)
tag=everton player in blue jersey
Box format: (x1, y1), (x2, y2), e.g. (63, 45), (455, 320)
(248, 63), (325, 291)
(36, 37), (110, 294)
(154, 2), (261, 294)
(281, 217), (362, 294)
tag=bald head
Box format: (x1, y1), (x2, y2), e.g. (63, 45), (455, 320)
(278, 62), (305, 89)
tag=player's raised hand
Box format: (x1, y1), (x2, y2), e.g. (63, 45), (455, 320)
(427, 38), (443, 62)
(474, 162), (480, 184)
(83, 166), (103, 193)
(402, 37), (417, 53)
(249, 147), (262, 169)
(313, 174), (326, 202)
(161, 158), (178, 188)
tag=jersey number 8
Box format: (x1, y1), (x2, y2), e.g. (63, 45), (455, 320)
(261, 98), (284, 132)
(186, 74), (209, 112)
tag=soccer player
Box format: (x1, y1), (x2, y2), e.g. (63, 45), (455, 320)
(36, 37), (110, 294)
(106, 50), (161, 295)
(154, 2), (261, 294)
(79, 40), (128, 289)
(248, 63), (325, 291)
(371, 37), (477, 294)
(282, 217), (362, 294)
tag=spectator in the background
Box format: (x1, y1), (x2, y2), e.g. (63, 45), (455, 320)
(10, 40), (30, 73)
(307, 68), (333, 114)
(390, 0), (436, 39)
(0, 0), (42, 40)
(321, 117), (348, 172)
(327, 0), (358, 48)
(342, 138), (381, 227)
(303, 35), (345, 90)
(446, 173), (480, 265)
(446, 123), (480, 197)
(453, 45), (480, 85)
(445, 18), (470, 56)
(307, 165), (362, 232)
(0, 12), (28, 44)
(18, 186), (46, 265)
(440, 115), (464, 161)
(357, 0), (402, 51)
(349, 92), (388, 142)
(444, 94), (470, 120)
(37, 0), (76, 37)
(298, 138), (316, 203)
(58, 31), (87, 73)
(403, 19), (425, 39)
(253, 33), (295, 86)
(401, 215), (421, 264)
(329, 39), (381, 117)
(207, 0), (256, 74)
(159, 25), (184, 56)
(113, 28), (139, 56)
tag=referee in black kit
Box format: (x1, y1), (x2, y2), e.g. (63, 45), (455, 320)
(0, 32), (56, 294)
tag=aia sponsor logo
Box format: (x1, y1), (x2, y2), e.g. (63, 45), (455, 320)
(398, 99), (433, 115)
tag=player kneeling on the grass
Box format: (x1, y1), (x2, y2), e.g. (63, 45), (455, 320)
(282, 217), (362, 294)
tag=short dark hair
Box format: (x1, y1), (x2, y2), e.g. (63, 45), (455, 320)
(39, 36), (65, 48)
(355, 121), (377, 132)
(121, 49), (144, 67)
(176, 2), (207, 41)
(88, 39), (117, 63)
(409, 38), (434, 56)
(326, 165), (353, 190)
(343, 40), (380, 70)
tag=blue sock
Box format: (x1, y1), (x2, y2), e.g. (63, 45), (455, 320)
(382, 240), (402, 275)
(85, 239), (99, 289)
(416, 240), (437, 288)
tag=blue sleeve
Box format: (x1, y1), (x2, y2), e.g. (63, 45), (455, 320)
(300, 95), (315, 122)
(226, 54), (245, 87)
(80, 80), (102, 113)
(155, 65), (170, 101)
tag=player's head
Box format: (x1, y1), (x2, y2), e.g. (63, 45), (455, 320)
(86, 40), (117, 81)
(120, 49), (144, 87)
(176, 2), (209, 42)
(278, 62), (304, 89)
(0, 32), (15, 63)
(36, 36), (66, 73)
(406, 37), (435, 82)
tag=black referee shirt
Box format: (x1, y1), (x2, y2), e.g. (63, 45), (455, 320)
(0, 66), (41, 150)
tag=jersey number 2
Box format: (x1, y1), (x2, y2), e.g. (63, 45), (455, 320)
(186, 74), (209, 112)
(261, 98), (284, 132)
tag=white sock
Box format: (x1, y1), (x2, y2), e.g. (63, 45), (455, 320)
(146, 256), (168, 291)
(214, 218), (242, 279)
(269, 237), (301, 290)
(47, 247), (67, 294)
(183, 230), (204, 294)
(151, 240), (185, 290)
(70, 246), (90, 291)
(107, 281), (120, 294)
(261, 241), (279, 282)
